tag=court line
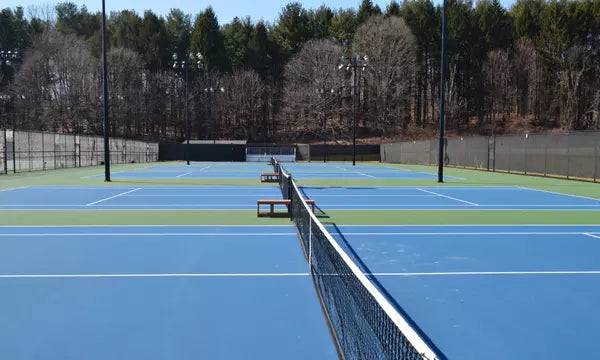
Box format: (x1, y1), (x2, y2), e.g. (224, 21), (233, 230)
(0, 232), (298, 236)
(356, 172), (377, 178)
(304, 195), (436, 198)
(369, 271), (600, 276)
(336, 232), (599, 236)
(85, 188), (142, 206)
(584, 233), (600, 239)
(0, 224), (293, 227)
(518, 187), (600, 201)
(336, 166), (347, 170)
(175, 172), (193, 178)
(0, 186), (29, 192)
(0, 273), (310, 279)
(123, 194), (280, 197)
(334, 224), (600, 227)
(6, 204), (600, 208)
(416, 188), (479, 206)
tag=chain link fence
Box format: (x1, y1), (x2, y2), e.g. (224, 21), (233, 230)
(1, 129), (159, 174)
(381, 131), (600, 182)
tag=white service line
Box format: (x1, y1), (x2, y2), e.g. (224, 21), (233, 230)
(0, 232), (297, 237)
(357, 172), (376, 178)
(335, 231), (597, 236)
(0, 186), (29, 192)
(124, 194), (275, 197)
(198, 166), (212, 171)
(368, 270), (600, 276)
(584, 233), (600, 239)
(518, 187), (600, 202)
(0, 272), (310, 279)
(85, 188), (142, 206)
(416, 188), (479, 206)
(336, 166), (347, 170)
(175, 172), (193, 178)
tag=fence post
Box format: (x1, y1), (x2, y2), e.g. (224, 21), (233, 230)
(2, 128), (7, 174)
(544, 138), (548, 177)
(594, 141), (598, 182)
(524, 134), (528, 175)
(12, 130), (16, 173)
(27, 131), (32, 171)
(42, 131), (45, 170)
(567, 140), (570, 180)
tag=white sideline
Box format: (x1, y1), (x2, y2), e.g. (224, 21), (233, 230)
(416, 188), (479, 206)
(85, 188), (141, 206)
(0, 273), (310, 278)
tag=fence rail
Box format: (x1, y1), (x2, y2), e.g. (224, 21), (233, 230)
(0, 129), (159, 175)
(381, 132), (600, 182)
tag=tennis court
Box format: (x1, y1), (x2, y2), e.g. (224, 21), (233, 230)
(1, 158), (599, 360)
(87, 161), (454, 180)
(0, 225), (337, 359)
(327, 224), (600, 360)
(1, 184), (599, 210)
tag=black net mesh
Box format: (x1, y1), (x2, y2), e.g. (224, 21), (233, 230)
(276, 162), (439, 360)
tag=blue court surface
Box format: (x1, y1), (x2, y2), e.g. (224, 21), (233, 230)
(2, 185), (598, 210)
(0, 225), (337, 360)
(327, 225), (600, 360)
(87, 162), (456, 180)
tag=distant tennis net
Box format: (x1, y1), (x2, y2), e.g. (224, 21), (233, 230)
(275, 159), (440, 360)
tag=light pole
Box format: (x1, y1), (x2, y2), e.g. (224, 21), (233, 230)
(438, 0), (447, 183)
(101, 0), (110, 181)
(338, 55), (368, 166)
(172, 52), (203, 165)
(204, 85), (225, 140)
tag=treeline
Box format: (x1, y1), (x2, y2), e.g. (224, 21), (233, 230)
(1, 0), (600, 143)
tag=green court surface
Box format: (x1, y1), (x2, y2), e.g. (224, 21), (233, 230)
(0, 161), (598, 226)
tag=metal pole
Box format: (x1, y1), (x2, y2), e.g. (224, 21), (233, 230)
(185, 64), (190, 165)
(352, 62), (357, 166)
(102, 0), (111, 181)
(438, 0), (447, 183)
(2, 128), (7, 174)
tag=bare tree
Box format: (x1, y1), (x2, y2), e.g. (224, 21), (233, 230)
(352, 15), (416, 136)
(558, 45), (594, 130)
(280, 39), (345, 141)
(484, 49), (512, 132)
(108, 47), (145, 137)
(12, 31), (98, 132)
(220, 69), (265, 139)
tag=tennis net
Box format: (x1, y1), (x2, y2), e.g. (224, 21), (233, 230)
(277, 162), (440, 360)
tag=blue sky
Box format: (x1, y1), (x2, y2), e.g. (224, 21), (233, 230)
(4, 0), (516, 24)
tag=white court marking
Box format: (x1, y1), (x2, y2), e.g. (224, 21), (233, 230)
(85, 188), (142, 206)
(416, 188), (479, 206)
(2, 270), (599, 279)
(0, 186), (29, 192)
(335, 232), (600, 236)
(0, 232), (297, 237)
(175, 172), (193, 178)
(370, 271), (600, 276)
(357, 172), (376, 178)
(519, 187), (600, 201)
(0, 273), (310, 279)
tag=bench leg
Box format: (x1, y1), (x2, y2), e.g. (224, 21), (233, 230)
(270, 203), (274, 215)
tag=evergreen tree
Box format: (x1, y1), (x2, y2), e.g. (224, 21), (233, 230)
(190, 7), (229, 72)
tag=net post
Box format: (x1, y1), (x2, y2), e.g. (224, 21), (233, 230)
(308, 218), (312, 272)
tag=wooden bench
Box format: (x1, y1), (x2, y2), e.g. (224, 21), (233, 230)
(257, 199), (315, 217)
(260, 172), (280, 183)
